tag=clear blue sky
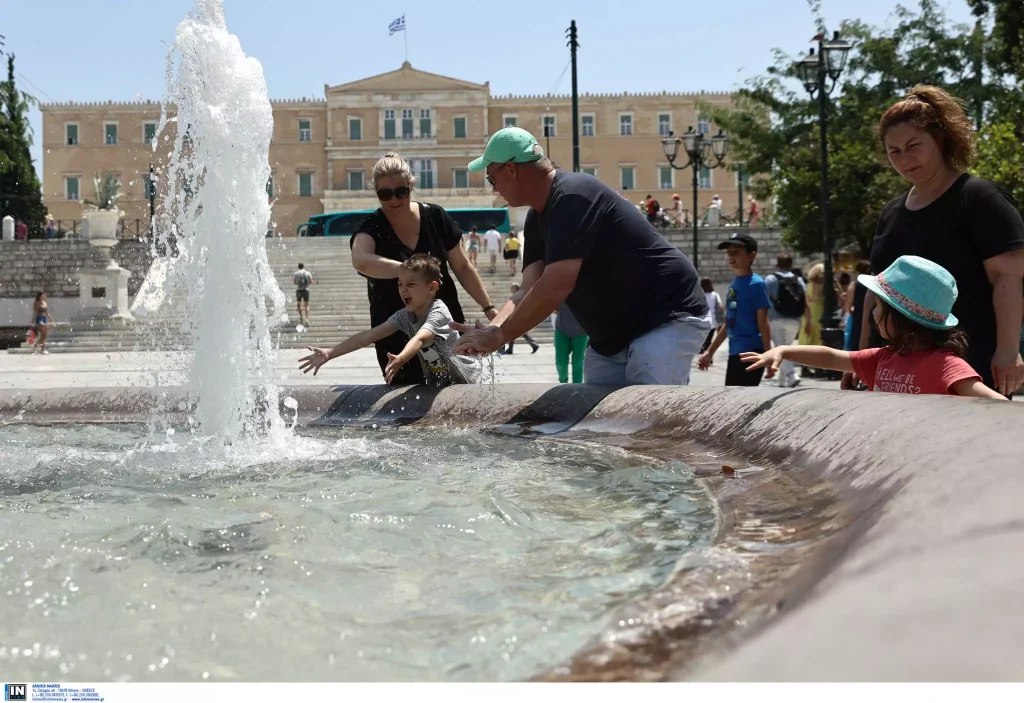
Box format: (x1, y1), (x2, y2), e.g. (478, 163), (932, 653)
(3, 0), (976, 176)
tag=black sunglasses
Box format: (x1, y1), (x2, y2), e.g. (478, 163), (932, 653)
(376, 186), (411, 201)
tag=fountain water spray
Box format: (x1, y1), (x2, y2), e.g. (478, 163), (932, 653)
(156, 0), (286, 439)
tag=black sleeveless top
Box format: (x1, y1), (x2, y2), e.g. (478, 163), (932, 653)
(350, 202), (467, 327)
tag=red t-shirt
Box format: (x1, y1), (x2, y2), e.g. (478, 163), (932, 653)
(849, 347), (980, 395)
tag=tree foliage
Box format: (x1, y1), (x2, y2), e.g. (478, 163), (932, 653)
(0, 54), (46, 235)
(708, 0), (1022, 257)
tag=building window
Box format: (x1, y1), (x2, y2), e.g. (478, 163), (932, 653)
(348, 171), (364, 191)
(66, 124), (79, 146)
(419, 108), (431, 138)
(298, 172), (313, 197)
(581, 114), (594, 137)
(619, 114), (633, 137)
(699, 166), (712, 189)
(104, 123), (118, 145)
(411, 159), (435, 189)
(383, 109), (396, 139)
(401, 109), (414, 139)
(65, 176), (80, 201)
(503, 114), (517, 128)
(143, 122), (158, 144)
(698, 118), (711, 135)
(266, 175), (274, 198)
(349, 118), (362, 141)
(453, 116), (467, 139)
(453, 169), (469, 188)
(582, 166), (597, 177)
(298, 119), (311, 142)
(620, 166), (635, 191)
(659, 166), (673, 190)
(542, 115), (556, 138)
(658, 113), (672, 136)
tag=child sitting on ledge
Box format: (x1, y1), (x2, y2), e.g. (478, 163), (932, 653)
(741, 255), (1006, 399)
(299, 254), (484, 386)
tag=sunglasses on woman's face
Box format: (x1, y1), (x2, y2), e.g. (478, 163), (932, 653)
(376, 186), (411, 201)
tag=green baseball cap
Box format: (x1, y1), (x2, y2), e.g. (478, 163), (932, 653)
(467, 127), (545, 172)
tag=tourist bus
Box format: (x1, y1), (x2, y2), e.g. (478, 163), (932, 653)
(297, 207), (511, 237)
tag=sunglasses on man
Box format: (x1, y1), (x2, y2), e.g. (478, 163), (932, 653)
(376, 186), (411, 201)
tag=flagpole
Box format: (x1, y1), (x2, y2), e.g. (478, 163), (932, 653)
(403, 17), (408, 63)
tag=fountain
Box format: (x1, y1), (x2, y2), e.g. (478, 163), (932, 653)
(154, 0), (285, 440)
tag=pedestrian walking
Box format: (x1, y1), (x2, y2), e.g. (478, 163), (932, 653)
(554, 301), (587, 383)
(764, 254), (807, 387)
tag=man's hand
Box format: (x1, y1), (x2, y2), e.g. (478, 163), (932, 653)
(739, 349), (782, 379)
(299, 347), (330, 376)
(384, 352), (409, 384)
(991, 346), (1024, 396)
(452, 324), (504, 356)
(696, 351), (713, 371)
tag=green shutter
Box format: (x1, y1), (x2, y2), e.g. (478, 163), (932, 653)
(299, 173), (312, 196)
(349, 120), (361, 140)
(384, 120), (396, 139)
(454, 117), (466, 139)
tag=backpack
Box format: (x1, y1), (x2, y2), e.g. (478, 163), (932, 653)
(773, 275), (806, 318)
(651, 199), (660, 212)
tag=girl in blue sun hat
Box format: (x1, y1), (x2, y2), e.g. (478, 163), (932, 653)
(741, 255), (1006, 399)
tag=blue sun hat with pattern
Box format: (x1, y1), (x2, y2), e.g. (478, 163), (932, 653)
(858, 255), (958, 330)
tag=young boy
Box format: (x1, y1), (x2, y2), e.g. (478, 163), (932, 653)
(696, 233), (772, 386)
(299, 254), (483, 386)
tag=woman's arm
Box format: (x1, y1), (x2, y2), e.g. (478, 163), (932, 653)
(446, 243), (494, 316)
(350, 233), (402, 279)
(983, 250), (1024, 395)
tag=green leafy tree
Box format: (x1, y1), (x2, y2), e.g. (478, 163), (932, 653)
(975, 122), (1024, 205)
(0, 54), (46, 236)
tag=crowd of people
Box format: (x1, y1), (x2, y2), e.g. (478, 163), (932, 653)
(300, 83), (1024, 401)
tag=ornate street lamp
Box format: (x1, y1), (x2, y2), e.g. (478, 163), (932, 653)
(795, 29), (852, 347)
(661, 126), (730, 269)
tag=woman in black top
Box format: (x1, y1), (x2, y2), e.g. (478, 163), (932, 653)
(855, 85), (1024, 394)
(350, 152), (497, 385)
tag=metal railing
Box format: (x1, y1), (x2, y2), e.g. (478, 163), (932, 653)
(44, 219), (151, 240)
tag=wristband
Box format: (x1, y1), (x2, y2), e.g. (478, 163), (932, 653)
(483, 305), (496, 314)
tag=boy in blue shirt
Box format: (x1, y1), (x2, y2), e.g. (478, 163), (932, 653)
(697, 233), (772, 386)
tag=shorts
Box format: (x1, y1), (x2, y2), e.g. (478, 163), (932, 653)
(35, 316), (48, 327)
(503, 250), (520, 260)
(468, 244), (479, 253)
(296, 289), (309, 303)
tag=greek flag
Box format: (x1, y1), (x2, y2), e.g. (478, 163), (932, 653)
(389, 16), (406, 35)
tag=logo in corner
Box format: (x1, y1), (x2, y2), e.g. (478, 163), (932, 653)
(4, 684), (26, 702)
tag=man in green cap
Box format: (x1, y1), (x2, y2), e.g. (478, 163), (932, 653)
(453, 127), (711, 385)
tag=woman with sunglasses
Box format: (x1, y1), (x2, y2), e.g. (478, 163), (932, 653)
(350, 152), (498, 385)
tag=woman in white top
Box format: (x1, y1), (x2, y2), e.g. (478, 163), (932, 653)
(699, 277), (724, 353)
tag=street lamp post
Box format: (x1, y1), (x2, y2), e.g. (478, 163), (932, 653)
(795, 30), (853, 344)
(661, 127), (729, 270)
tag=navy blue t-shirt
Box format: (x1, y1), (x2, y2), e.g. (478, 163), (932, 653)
(725, 274), (771, 355)
(523, 171), (707, 356)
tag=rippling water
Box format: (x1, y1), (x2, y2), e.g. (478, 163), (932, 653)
(0, 425), (716, 681)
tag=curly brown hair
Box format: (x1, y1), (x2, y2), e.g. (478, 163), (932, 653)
(399, 253), (442, 286)
(878, 85), (976, 172)
(876, 299), (968, 358)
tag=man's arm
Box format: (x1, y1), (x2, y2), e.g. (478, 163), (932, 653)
(497, 259), (580, 343)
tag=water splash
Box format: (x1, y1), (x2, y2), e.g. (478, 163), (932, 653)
(156, 0), (285, 440)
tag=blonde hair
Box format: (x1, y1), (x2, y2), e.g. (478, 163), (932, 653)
(807, 262), (826, 283)
(372, 152), (415, 189)
(879, 85), (975, 172)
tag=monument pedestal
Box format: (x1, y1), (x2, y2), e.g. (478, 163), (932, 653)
(76, 210), (134, 323)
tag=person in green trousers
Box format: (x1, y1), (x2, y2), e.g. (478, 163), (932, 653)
(554, 302), (588, 383)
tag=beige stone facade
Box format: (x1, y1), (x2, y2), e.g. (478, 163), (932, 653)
(40, 62), (739, 237)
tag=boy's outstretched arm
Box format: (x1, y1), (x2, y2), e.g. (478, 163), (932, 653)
(299, 320), (398, 375)
(385, 328), (436, 383)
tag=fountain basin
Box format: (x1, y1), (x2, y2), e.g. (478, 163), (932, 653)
(0, 385), (1020, 681)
